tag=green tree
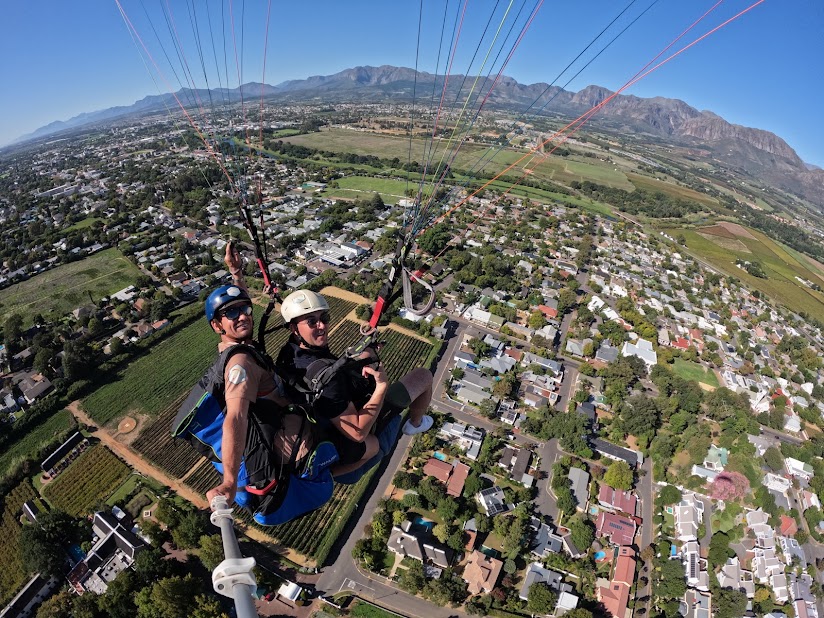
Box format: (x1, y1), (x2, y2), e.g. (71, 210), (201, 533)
(36, 591), (76, 618)
(528, 311), (547, 329)
(763, 446), (784, 472)
(655, 558), (686, 599)
(97, 570), (138, 618)
(527, 582), (558, 614)
(20, 509), (88, 577)
(198, 534), (225, 571)
(708, 531), (733, 567)
(658, 485), (682, 505)
(171, 511), (209, 549)
(713, 588), (747, 618)
(135, 574), (202, 618)
(568, 514), (595, 550)
(603, 460), (634, 490)
(398, 559), (426, 594)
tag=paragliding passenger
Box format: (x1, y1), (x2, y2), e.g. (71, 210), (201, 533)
(277, 290), (434, 477)
(204, 244), (310, 505)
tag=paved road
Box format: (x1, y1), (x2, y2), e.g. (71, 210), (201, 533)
(636, 458), (655, 604)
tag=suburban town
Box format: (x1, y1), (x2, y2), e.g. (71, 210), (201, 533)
(1, 101), (824, 618)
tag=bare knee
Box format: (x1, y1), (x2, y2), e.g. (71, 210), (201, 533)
(400, 367), (433, 401)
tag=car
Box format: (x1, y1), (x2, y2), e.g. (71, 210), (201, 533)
(263, 592), (275, 601)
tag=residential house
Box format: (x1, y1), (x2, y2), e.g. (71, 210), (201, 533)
(519, 562), (579, 615)
(597, 546), (635, 618)
(463, 550), (503, 595)
(387, 521), (453, 569)
(67, 511), (146, 595)
(620, 338), (657, 369)
(499, 447), (534, 487)
(595, 512), (636, 547)
(591, 438), (643, 467)
(477, 486), (510, 516)
(529, 517), (564, 558)
(681, 589), (712, 618)
(717, 556), (755, 598)
(568, 467), (590, 511)
(682, 540), (709, 590)
(598, 486), (637, 516)
(785, 457), (814, 481)
(675, 493), (704, 542)
(438, 422), (485, 460)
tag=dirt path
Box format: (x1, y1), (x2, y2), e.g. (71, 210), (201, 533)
(66, 400), (208, 509)
(66, 400), (311, 565)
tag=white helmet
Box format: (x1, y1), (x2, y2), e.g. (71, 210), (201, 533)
(281, 290), (329, 323)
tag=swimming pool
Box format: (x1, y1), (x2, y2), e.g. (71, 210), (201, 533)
(68, 544), (85, 563)
(594, 551), (606, 560)
(413, 516), (434, 532)
(433, 451), (447, 461)
(670, 545), (677, 557)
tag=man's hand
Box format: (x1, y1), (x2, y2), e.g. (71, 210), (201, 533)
(362, 362), (387, 386)
(225, 241), (243, 273)
(207, 480), (238, 507)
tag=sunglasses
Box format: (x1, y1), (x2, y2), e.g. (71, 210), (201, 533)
(301, 312), (330, 328)
(221, 304), (253, 320)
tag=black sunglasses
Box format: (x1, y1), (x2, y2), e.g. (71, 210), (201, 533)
(301, 312), (330, 328)
(221, 304), (253, 320)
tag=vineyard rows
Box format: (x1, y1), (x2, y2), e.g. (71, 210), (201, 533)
(81, 317), (216, 424)
(132, 397), (203, 478)
(262, 296), (356, 353)
(43, 444), (130, 516)
(0, 480), (37, 605)
(184, 460), (221, 495)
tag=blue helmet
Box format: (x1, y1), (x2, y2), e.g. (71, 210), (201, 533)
(205, 285), (251, 322)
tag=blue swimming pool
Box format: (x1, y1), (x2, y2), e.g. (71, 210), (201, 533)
(670, 545), (677, 557)
(594, 550), (606, 560)
(433, 451), (447, 461)
(69, 544), (85, 563)
(413, 516), (434, 532)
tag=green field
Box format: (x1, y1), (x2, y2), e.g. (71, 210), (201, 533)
(666, 225), (824, 318)
(284, 128), (635, 190)
(0, 480), (39, 605)
(672, 359), (719, 388)
(628, 172), (718, 208)
(64, 216), (104, 232)
(323, 176), (416, 204)
(81, 313), (216, 425)
(0, 409), (76, 481)
(0, 248), (143, 326)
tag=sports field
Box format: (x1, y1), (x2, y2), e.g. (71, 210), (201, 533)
(0, 248), (143, 326)
(666, 224), (824, 318)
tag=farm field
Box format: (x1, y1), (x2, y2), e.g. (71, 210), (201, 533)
(322, 176), (412, 205)
(0, 480), (38, 605)
(42, 443), (130, 516)
(81, 315), (216, 425)
(0, 248), (144, 327)
(665, 225), (824, 319)
(627, 172), (719, 208)
(0, 409), (77, 482)
(283, 128), (636, 190)
(672, 359), (719, 388)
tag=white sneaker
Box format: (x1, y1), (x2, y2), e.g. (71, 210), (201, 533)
(402, 414), (434, 436)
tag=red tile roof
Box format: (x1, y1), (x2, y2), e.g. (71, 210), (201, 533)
(595, 511), (636, 547)
(423, 458), (452, 484)
(598, 485), (638, 516)
(447, 462), (470, 498)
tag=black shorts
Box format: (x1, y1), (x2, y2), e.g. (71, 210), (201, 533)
(328, 381), (411, 465)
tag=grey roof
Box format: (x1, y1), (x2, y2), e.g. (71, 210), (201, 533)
(568, 467), (590, 510)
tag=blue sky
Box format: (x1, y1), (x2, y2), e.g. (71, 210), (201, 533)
(1, 1), (822, 166)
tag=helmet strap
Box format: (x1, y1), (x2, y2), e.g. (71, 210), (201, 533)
(291, 330), (328, 353)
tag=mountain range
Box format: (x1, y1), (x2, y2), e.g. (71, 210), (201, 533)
(13, 65), (823, 208)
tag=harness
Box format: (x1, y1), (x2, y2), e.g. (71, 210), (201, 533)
(172, 343), (324, 519)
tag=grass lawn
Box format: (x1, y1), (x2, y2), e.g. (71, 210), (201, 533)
(662, 508), (676, 538)
(0, 409), (76, 481)
(0, 248), (143, 327)
(106, 473), (141, 506)
(64, 216), (104, 232)
(672, 359), (719, 388)
(711, 507), (738, 534)
(350, 600), (403, 618)
(664, 226), (824, 318)
(323, 176), (419, 204)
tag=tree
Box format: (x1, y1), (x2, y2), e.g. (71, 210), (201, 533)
(603, 460), (634, 490)
(527, 582), (558, 614)
(557, 288), (578, 315)
(97, 570), (138, 618)
(714, 588), (747, 618)
(709, 472), (750, 501)
(36, 591), (76, 618)
(708, 531), (733, 567)
(655, 558), (686, 599)
(198, 534), (225, 571)
(20, 509), (87, 578)
(658, 485), (682, 505)
(135, 574), (203, 618)
(528, 311), (547, 329)
(171, 511), (209, 549)
(568, 514), (595, 550)
(763, 446), (784, 472)
(398, 559), (426, 594)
